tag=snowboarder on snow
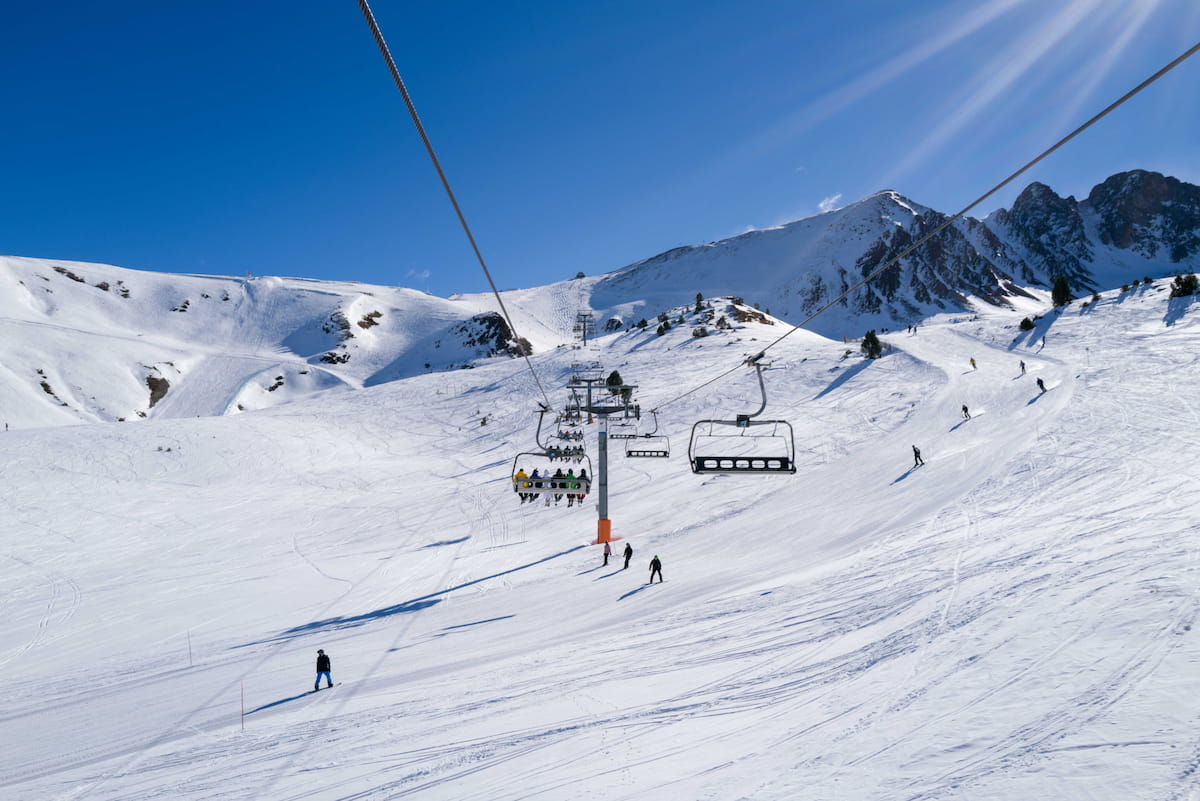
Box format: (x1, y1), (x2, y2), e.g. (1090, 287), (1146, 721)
(1037, 377), (1046, 393)
(961, 404), (970, 420)
(912, 445), (924, 467)
(314, 649), (332, 691)
(649, 555), (663, 584)
(1019, 360), (1026, 375)
(970, 357), (977, 370)
(623, 542), (633, 570)
(603, 540), (612, 566)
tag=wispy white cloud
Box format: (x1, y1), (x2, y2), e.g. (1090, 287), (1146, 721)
(406, 268), (431, 280)
(818, 193), (843, 213)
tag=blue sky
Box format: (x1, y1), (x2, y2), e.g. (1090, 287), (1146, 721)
(3, 1), (1198, 297)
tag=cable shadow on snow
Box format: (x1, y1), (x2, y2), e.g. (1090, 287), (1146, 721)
(441, 615), (515, 631)
(236, 545), (586, 647)
(246, 691), (313, 715)
(424, 536), (470, 548)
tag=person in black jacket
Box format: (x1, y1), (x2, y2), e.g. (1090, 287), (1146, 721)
(314, 649), (332, 690)
(649, 555), (663, 584)
(623, 542), (633, 570)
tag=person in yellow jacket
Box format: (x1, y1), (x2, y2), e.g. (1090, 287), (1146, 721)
(514, 468), (530, 503)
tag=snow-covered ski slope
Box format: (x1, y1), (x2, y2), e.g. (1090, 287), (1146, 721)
(3, 280), (1200, 800)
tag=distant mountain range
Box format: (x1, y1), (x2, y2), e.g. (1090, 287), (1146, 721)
(588, 169), (1200, 337)
(2, 169), (1196, 427)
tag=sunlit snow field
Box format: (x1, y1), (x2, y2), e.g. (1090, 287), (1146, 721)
(3, 281), (1199, 800)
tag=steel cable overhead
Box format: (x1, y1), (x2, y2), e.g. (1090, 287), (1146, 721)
(356, 0), (552, 408)
(653, 38), (1200, 414)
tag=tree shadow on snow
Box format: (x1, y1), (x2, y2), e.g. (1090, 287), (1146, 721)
(236, 545), (585, 647)
(1165, 295), (1196, 326)
(814, 359), (872, 400)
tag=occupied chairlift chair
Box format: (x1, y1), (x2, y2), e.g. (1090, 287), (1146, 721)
(511, 407), (593, 496)
(688, 356), (796, 474)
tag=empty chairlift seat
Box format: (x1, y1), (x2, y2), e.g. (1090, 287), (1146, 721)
(687, 419), (796, 474)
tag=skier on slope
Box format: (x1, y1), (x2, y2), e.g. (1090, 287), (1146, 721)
(603, 540), (612, 566)
(623, 542), (633, 570)
(1037, 377), (1047, 394)
(962, 404), (970, 420)
(912, 445), (924, 467)
(314, 649), (333, 691)
(649, 555), (663, 584)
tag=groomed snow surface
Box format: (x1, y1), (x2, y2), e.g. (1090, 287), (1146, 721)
(4, 282), (1200, 800)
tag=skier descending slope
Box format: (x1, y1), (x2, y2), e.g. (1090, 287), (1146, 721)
(912, 445), (924, 467)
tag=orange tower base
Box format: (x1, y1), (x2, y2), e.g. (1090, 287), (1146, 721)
(597, 518), (612, 544)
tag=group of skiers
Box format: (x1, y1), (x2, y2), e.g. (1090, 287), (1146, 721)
(602, 540), (663, 583)
(309, 545), (666, 688)
(914, 357), (1050, 467)
(513, 467), (589, 507)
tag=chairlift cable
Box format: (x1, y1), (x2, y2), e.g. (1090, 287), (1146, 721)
(653, 38), (1200, 414)
(355, 0), (552, 407)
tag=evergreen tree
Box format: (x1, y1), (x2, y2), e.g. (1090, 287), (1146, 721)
(1051, 275), (1072, 307)
(1170, 273), (1198, 297)
(695, 292), (704, 313)
(606, 370), (623, 394)
(861, 330), (882, 360)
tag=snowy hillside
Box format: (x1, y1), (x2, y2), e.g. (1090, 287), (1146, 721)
(4, 273), (1200, 799)
(0, 255), (561, 428)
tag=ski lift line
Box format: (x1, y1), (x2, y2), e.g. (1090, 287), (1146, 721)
(652, 38), (1200, 415)
(355, 0), (552, 408)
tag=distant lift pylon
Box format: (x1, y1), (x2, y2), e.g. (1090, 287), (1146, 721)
(688, 355), (796, 474)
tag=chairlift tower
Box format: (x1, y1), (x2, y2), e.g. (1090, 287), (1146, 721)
(569, 375), (638, 544)
(572, 311), (596, 346)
